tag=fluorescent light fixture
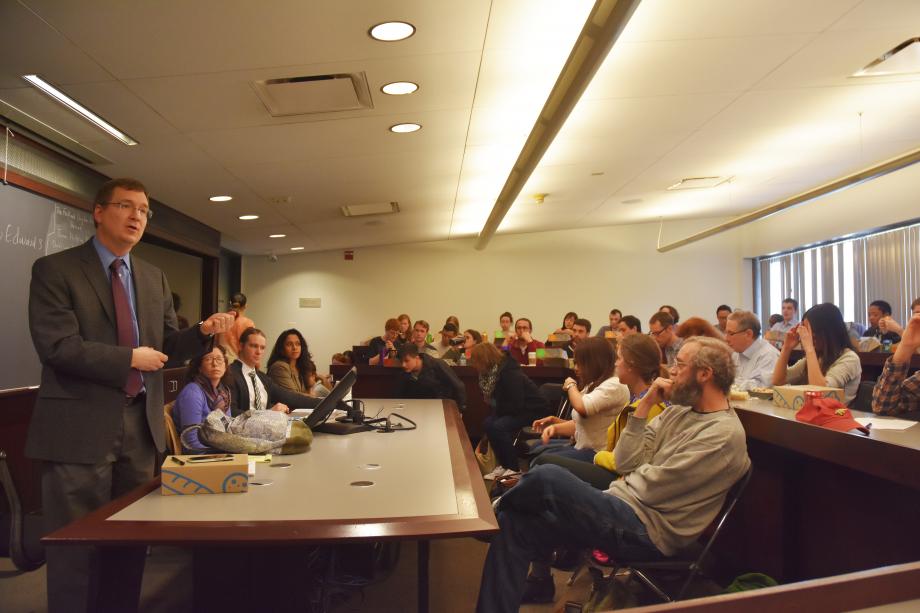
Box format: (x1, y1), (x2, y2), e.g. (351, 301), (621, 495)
(853, 38), (920, 77)
(381, 81), (419, 95)
(21, 74), (138, 146)
(369, 21), (415, 42)
(209, 195), (232, 202)
(341, 201), (400, 217)
(238, 214), (259, 220)
(389, 123), (421, 133)
(667, 176), (732, 190)
(290, 246), (305, 251)
(269, 234), (286, 238)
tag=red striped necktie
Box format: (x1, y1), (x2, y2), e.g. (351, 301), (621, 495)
(111, 258), (143, 397)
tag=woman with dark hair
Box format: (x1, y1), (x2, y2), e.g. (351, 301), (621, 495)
(470, 343), (548, 480)
(396, 313), (412, 343)
(772, 302), (862, 404)
(443, 329), (482, 363)
(531, 337), (629, 463)
(552, 311), (578, 336)
(268, 329), (330, 397)
(174, 345), (233, 453)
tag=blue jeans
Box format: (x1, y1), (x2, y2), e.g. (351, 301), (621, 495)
(483, 413), (533, 470)
(476, 464), (662, 613)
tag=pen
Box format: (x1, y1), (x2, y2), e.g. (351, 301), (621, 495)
(170, 456), (185, 465)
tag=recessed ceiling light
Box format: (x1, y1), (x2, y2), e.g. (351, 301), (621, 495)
(269, 234), (286, 238)
(209, 195), (232, 202)
(369, 21), (415, 42)
(21, 74), (138, 145)
(290, 246), (305, 251)
(389, 123), (421, 133)
(381, 81), (419, 95)
(853, 37), (920, 77)
(667, 176), (732, 190)
(238, 214), (259, 221)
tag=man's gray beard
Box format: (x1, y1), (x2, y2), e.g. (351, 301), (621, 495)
(670, 378), (702, 407)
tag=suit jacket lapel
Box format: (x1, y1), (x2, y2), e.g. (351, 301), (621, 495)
(78, 240), (116, 326)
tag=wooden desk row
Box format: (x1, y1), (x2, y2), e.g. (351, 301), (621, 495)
(788, 349), (920, 381)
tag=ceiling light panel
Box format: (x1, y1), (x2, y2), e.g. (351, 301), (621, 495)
(381, 81), (419, 95)
(341, 201), (400, 217)
(450, 0), (595, 238)
(21, 74), (138, 145)
(853, 38), (920, 77)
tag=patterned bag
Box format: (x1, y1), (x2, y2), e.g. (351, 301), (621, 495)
(191, 409), (313, 454)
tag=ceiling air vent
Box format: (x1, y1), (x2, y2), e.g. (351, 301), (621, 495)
(667, 176), (732, 190)
(251, 72), (374, 117)
(341, 201), (400, 217)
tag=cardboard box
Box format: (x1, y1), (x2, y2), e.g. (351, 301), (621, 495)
(160, 454), (249, 496)
(772, 385), (844, 411)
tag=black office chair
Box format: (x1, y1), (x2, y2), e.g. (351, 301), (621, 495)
(851, 380), (876, 413)
(514, 384), (572, 453)
(569, 467), (753, 604)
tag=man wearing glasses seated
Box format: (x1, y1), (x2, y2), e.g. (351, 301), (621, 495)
(476, 337), (750, 611)
(723, 310), (779, 391)
(649, 311), (682, 367)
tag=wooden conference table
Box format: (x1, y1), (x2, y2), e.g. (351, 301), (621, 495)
(43, 399), (497, 612)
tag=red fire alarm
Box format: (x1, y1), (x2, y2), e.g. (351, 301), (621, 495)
(344, 249), (354, 261)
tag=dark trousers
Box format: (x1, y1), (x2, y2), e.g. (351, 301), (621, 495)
(531, 448), (618, 490)
(483, 413), (533, 470)
(476, 464), (662, 613)
(42, 395), (156, 613)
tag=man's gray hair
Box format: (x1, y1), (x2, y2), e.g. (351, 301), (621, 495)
(727, 310), (762, 338)
(683, 336), (735, 395)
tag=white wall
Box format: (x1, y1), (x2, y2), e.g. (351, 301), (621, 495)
(242, 219), (748, 367)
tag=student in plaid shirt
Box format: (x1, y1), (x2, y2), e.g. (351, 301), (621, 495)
(872, 313), (920, 415)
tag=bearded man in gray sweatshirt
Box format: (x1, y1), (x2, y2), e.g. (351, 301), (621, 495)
(476, 336), (751, 612)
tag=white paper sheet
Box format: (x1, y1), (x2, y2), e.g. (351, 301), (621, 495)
(854, 417), (917, 431)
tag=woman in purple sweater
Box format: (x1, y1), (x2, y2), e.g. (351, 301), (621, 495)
(174, 345), (233, 453)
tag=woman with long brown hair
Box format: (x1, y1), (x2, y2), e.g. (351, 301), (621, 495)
(531, 337), (629, 463)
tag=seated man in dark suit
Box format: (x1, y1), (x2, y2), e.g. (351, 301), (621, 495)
(397, 344), (466, 411)
(228, 327), (322, 415)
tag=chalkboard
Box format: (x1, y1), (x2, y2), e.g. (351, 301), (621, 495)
(1, 183), (94, 390)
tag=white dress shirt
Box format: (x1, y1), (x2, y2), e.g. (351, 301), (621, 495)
(732, 338), (780, 391)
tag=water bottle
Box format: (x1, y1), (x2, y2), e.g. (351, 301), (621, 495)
(459, 352), (467, 366)
(882, 339), (892, 353)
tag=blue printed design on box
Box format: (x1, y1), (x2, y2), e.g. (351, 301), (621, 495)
(161, 469), (215, 495)
(222, 472), (248, 493)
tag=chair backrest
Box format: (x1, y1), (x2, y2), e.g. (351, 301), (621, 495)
(163, 401), (180, 455)
(693, 466), (753, 567)
(851, 380), (876, 412)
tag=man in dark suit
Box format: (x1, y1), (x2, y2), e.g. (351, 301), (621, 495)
(27, 177), (235, 612)
(228, 327), (322, 415)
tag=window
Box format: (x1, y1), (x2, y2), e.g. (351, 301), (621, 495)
(756, 222), (920, 327)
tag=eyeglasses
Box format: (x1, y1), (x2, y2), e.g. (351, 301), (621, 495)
(202, 356), (226, 365)
(649, 329), (665, 337)
(724, 329), (748, 337)
(104, 201), (153, 220)
(671, 359), (689, 372)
